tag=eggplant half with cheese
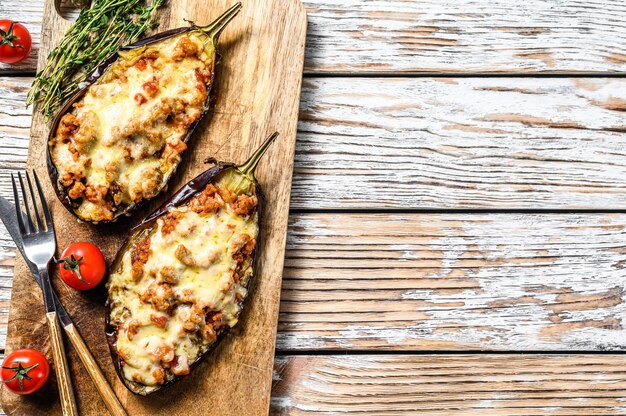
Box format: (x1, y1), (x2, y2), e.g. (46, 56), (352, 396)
(105, 132), (278, 395)
(47, 3), (242, 223)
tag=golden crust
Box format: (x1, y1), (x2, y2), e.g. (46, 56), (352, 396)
(107, 181), (258, 388)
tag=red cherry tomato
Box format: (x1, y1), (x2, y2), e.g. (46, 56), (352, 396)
(1, 349), (49, 395)
(56, 242), (106, 291)
(0, 20), (32, 64)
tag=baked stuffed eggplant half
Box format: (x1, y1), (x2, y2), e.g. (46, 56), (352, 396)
(47, 3), (242, 223)
(106, 132), (278, 395)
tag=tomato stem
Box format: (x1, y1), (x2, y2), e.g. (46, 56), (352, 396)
(54, 254), (90, 284)
(2, 361), (39, 391)
(0, 22), (25, 49)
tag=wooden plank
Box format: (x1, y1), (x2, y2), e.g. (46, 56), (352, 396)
(3, 76), (626, 210)
(0, 78), (30, 171)
(294, 77), (626, 209)
(2, 0), (626, 74)
(277, 213), (626, 351)
(302, 0), (626, 74)
(0, 1), (306, 415)
(271, 354), (626, 415)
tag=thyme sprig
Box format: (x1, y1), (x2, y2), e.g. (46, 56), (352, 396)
(27, 0), (166, 117)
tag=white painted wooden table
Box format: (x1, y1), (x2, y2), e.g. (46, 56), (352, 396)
(1, 0), (626, 414)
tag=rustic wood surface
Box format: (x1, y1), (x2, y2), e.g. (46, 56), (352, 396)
(271, 355), (626, 415)
(295, 77), (626, 209)
(3, 0), (626, 74)
(300, 0), (626, 74)
(278, 213), (626, 351)
(1, 0), (626, 414)
(0, 0), (306, 415)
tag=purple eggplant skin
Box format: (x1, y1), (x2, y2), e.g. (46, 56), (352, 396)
(105, 132), (279, 396)
(47, 2), (242, 224)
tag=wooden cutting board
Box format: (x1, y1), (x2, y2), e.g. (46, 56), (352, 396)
(0, 0), (306, 414)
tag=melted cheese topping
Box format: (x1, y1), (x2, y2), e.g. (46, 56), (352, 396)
(107, 181), (258, 392)
(50, 32), (215, 222)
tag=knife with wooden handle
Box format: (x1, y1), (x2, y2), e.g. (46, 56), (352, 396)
(0, 195), (127, 416)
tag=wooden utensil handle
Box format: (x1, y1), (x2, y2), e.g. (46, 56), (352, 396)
(64, 323), (128, 416)
(46, 311), (78, 416)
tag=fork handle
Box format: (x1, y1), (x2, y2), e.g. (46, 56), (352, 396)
(64, 323), (128, 416)
(46, 311), (78, 416)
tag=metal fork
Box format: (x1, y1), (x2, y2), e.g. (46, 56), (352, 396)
(12, 171), (78, 416)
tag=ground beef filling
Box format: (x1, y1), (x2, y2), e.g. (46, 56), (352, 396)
(113, 181), (258, 386)
(49, 35), (213, 222)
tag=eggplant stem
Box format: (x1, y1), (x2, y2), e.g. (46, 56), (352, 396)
(199, 2), (242, 42)
(239, 132), (280, 179)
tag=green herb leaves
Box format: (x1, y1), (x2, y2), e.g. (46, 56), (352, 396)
(27, 0), (166, 117)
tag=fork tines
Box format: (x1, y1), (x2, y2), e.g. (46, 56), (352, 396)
(11, 171), (53, 235)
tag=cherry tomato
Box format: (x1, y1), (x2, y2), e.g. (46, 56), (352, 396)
(56, 242), (106, 291)
(1, 349), (49, 395)
(0, 20), (32, 64)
